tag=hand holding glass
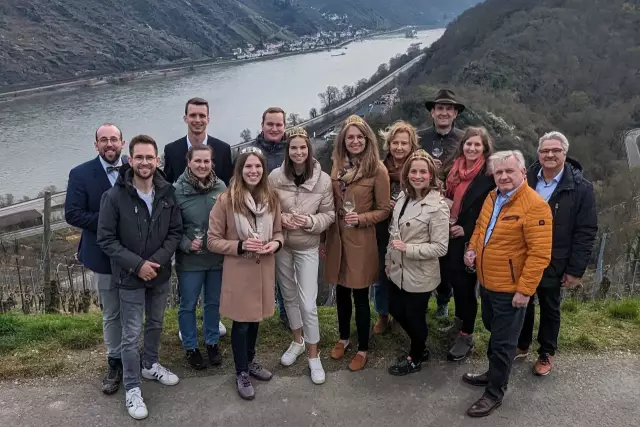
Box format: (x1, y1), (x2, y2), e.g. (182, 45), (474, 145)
(343, 193), (356, 228)
(193, 228), (205, 254)
(464, 242), (476, 273)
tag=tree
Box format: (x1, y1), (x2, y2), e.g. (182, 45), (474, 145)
(318, 85), (342, 111)
(240, 128), (252, 142)
(3, 193), (14, 206)
(287, 113), (304, 127)
(309, 107), (318, 119)
(342, 85), (356, 100)
(37, 185), (58, 198)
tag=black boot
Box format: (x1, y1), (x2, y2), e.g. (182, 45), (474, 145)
(102, 357), (122, 395)
(388, 357), (422, 376)
(186, 349), (207, 370)
(207, 344), (222, 366)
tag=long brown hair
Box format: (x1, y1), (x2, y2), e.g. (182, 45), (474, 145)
(228, 152), (279, 216)
(331, 115), (380, 178)
(283, 128), (314, 182)
(401, 150), (442, 200)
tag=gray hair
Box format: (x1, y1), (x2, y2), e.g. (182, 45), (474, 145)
(538, 131), (569, 153)
(488, 150), (526, 172)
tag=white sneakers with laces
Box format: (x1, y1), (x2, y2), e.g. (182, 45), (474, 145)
(141, 362), (180, 386)
(219, 321), (227, 337)
(280, 340), (306, 367)
(309, 356), (326, 385)
(125, 387), (148, 420)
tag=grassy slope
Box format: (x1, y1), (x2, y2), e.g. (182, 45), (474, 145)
(1, 297), (639, 380)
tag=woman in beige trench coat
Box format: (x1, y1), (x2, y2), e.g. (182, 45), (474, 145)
(208, 147), (284, 401)
(325, 115), (390, 372)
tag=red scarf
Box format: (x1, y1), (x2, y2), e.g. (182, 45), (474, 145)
(446, 156), (485, 219)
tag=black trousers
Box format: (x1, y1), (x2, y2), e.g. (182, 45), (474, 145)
(436, 255), (453, 306)
(336, 284), (370, 351)
(517, 284), (562, 356)
(480, 287), (527, 402)
(449, 260), (479, 334)
(388, 282), (431, 362)
(231, 321), (259, 374)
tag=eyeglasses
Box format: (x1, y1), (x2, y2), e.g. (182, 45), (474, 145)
(97, 137), (121, 144)
(539, 148), (564, 155)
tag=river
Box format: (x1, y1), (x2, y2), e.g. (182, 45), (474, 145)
(0, 29), (444, 198)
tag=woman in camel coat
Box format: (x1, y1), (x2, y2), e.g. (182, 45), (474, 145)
(325, 114), (390, 372)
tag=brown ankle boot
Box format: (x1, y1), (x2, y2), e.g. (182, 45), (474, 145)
(373, 315), (389, 334)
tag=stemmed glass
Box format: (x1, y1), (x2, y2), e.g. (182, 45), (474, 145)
(343, 192), (356, 228)
(193, 227), (205, 254)
(388, 222), (400, 250)
(464, 242), (477, 273)
(252, 221), (264, 259)
(432, 140), (443, 159)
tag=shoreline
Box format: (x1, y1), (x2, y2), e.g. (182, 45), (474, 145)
(0, 26), (423, 102)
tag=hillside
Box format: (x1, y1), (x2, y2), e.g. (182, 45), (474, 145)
(0, 0), (479, 88)
(386, 0), (640, 264)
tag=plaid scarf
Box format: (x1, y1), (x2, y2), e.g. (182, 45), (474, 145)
(185, 167), (217, 193)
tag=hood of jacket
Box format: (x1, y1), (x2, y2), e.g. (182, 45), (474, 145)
(527, 156), (584, 190)
(254, 132), (287, 154)
(115, 163), (174, 198)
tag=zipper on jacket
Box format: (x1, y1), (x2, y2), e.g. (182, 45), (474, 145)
(508, 259), (516, 283)
(554, 202), (559, 218)
(480, 194), (510, 286)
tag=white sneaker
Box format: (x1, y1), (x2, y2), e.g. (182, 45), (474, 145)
(219, 321), (227, 337)
(309, 357), (326, 385)
(125, 387), (148, 420)
(178, 330), (182, 342)
(142, 362), (180, 386)
(280, 340), (306, 366)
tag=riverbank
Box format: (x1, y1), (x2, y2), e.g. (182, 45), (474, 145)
(0, 26), (417, 102)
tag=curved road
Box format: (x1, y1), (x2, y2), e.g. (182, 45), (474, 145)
(624, 128), (640, 168)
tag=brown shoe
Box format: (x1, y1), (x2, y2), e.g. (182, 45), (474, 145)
(330, 341), (350, 360)
(533, 354), (553, 376)
(373, 315), (389, 334)
(348, 353), (367, 371)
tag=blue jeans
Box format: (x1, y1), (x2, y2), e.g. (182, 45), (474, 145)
(177, 270), (222, 350)
(120, 281), (170, 391)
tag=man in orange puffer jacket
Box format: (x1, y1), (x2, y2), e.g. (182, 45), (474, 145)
(461, 150), (552, 418)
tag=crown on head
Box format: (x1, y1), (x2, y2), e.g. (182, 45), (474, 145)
(240, 146), (264, 156)
(408, 149), (432, 161)
(344, 115), (366, 126)
(286, 127), (308, 139)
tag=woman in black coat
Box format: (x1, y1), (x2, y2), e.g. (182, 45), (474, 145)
(443, 127), (495, 362)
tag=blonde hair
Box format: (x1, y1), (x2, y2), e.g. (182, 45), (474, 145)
(331, 115), (380, 178)
(401, 150), (442, 199)
(379, 120), (420, 153)
(228, 152), (279, 216)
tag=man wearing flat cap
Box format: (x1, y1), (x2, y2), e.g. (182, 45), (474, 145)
(418, 88), (466, 319)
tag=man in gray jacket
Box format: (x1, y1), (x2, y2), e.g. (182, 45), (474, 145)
(97, 135), (182, 420)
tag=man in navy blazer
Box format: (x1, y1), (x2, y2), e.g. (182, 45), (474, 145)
(65, 123), (128, 395)
(163, 97), (233, 186)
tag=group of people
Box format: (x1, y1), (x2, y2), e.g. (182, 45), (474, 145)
(65, 89), (597, 420)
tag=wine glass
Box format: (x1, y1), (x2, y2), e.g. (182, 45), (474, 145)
(193, 227), (205, 254)
(464, 242), (477, 273)
(343, 192), (356, 228)
(432, 146), (443, 159)
(252, 221), (264, 259)
(388, 222), (400, 250)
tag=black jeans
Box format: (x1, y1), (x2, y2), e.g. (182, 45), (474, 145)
(480, 287), (527, 402)
(450, 262), (479, 334)
(336, 284), (370, 351)
(231, 321), (259, 374)
(517, 284), (562, 356)
(388, 282), (431, 362)
(436, 255), (453, 307)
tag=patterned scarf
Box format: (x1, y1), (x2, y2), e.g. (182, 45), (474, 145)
(446, 156), (485, 218)
(186, 167), (217, 194)
(233, 193), (274, 242)
(384, 153), (409, 198)
(336, 155), (363, 194)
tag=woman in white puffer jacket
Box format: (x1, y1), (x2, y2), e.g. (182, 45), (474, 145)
(269, 126), (335, 385)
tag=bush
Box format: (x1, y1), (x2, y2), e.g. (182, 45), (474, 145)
(608, 300), (640, 320)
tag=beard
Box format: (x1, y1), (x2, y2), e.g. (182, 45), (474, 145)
(100, 149), (122, 165)
(133, 166), (155, 180)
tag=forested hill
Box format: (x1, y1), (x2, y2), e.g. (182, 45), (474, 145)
(386, 0), (640, 263)
(0, 0), (478, 88)
(399, 0), (640, 182)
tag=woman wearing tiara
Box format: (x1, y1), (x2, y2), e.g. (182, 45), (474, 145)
(270, 126), (335, 385)
(324, 115), (391, 372)
(208, 146), (283, 401)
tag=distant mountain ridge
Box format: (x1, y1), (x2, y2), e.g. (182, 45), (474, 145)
(0, 0), (479, 88)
